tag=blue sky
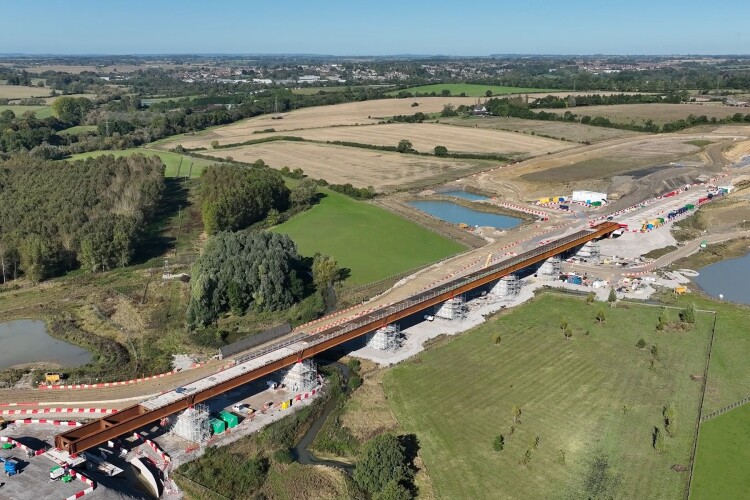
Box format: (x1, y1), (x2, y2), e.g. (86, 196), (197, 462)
(0, 0), (747, 55)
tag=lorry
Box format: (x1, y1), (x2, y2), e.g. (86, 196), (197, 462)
(45, 373), (61, 384)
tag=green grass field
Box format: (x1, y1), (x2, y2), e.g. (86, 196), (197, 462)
(272, 190), (464, 284)
(59, 125), (97, 135)
(385, 295), (712, 499)
(388, 83), (559, 97)
(67, 148), (215, 177)
(0, 104), (53, 119)
(692, 404), (750, 499)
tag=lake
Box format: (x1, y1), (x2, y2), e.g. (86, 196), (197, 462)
(693, 251), (750, 305)
(441, 191), (490, 201)
(409, 200), (521, 229)
(0, 319), (93, 370)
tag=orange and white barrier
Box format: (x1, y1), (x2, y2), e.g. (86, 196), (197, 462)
(39, 369), (182, 390)
(8, 419), (82, 426)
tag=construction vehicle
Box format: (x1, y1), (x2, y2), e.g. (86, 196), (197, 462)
(45, 372), (61, 384)
(1, 457), (18, 476)
(50, 465), (66, 481)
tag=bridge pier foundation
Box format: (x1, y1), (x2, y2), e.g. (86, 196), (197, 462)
(281, 359), (317, 393)
(435, 296), (466, 321)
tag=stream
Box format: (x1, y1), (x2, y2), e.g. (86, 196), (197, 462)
(291, 361), (356, 473)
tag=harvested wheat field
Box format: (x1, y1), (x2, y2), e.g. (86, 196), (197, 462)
(206, 141), (493, 190)
(0, 84), (51, 99)
(255, 123), (570, 157)
(441, 116), (643, 143)
(538, 103), (741, 125)
(159, 97), (479, 149)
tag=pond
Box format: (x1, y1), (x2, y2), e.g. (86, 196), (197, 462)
(409, 200), (521, 229)
(693, 251), (750, 305)
(0, 319), (93, 371)
(440, 190), (490, 201)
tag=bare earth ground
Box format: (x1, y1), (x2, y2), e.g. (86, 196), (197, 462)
(204, 141), (497, 191)
(538, 102), (742, 125)
(158, 97), (481, 149)
(440, 115), (644, 143)
(467, 127), (750, 207)
(250, 122), (572, 157)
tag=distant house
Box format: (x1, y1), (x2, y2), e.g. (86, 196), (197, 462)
(472, 99), (489, 116)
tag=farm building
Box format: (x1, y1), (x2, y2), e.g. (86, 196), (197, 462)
(572, 190), (607, 203)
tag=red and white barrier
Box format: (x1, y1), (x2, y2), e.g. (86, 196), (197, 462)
(9, 419), (82, 426)
(0, 435), (46, 456)
(65, 470), (96, 500)
(132, 432), (171, 464)
(1, 408), (117, 416)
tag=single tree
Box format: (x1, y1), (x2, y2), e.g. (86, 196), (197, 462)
(656, 307), (670, 331)
(557, 449), (566, 465)
(312, 253), (338, 290)
(595, 307), (606, 324)
(512, 405), (522, 423)
(636, 338), (646, 349)
(493, 435), (505, 451)
(607, 288), (617, 305)
(663, 404), (676, 437)
(650, 345), (659, 358)
(211, 140), (219, 149)
(653, 426), (666, 453)
(586, 292), (595, 304)
(397, 139), (413, 153)
(560, 319), (569, 331)
(486, 89), (494, 97)
(434, 145), (448, 157)
(564, 327), (572, 340)
(681, 303), (696, 324)
(519, 449), (532, 466)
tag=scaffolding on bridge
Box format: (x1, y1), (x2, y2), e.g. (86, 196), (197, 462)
(538, 256), (562, 276)
(170, 403), (210, 443)
(490, 274), (521, 297)
(367, 324), (401, 351)
(435, 296), (467, 320)
(281, 359), (317, 393)
(576, 241), (601, 263)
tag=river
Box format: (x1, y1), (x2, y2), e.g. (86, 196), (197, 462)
(0, 319), (92, 371)
(292, 361), (355, 473)
(693, 251), (750, 305)
(409, 200), (521, 229)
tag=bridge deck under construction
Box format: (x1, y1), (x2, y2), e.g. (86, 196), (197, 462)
(55, 222), (619, 454)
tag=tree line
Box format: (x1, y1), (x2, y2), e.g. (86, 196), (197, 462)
(0, 154), (164, 282)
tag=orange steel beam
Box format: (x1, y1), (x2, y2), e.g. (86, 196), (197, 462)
(56, 222), (617, 454)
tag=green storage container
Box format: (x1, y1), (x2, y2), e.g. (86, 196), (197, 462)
(210, 418), (226, 435)
(591, 201), (602, 207)
(219, 410), (239, 428)
(686, 204), (695, 210)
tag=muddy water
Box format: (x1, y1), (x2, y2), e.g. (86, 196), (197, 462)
(0, 319), (92, 370)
